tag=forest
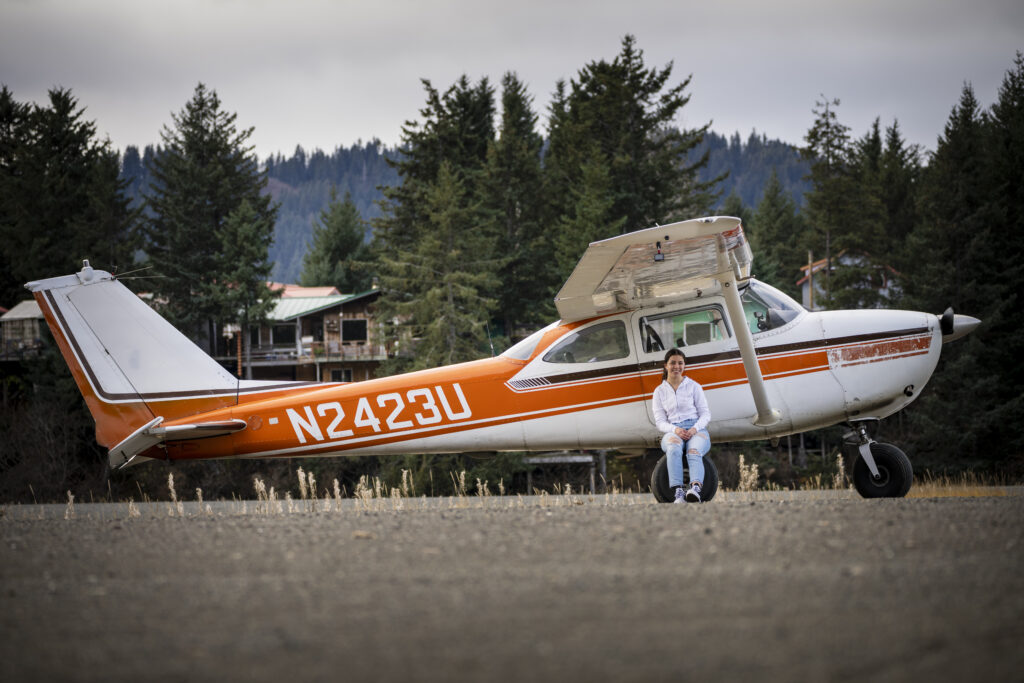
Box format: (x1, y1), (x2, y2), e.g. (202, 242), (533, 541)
(120, 129), (809, 285)
(1, 37), (1022, 502)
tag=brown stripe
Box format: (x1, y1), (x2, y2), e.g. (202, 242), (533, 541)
(534, 326), (932, 387)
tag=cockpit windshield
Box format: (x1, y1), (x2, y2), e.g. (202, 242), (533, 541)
(740, 280), (805, 334)
(501, 322), (558, 361)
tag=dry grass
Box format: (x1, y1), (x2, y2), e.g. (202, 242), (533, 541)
(11, 459), (1013, 523)
(907, 471), (1010, 498)
(723, 453), (1012, 499)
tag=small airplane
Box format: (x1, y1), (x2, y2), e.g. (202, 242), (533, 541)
(26, 216), (979, 501)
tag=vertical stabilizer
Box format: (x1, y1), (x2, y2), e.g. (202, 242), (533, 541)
(26, 262), (242, 447)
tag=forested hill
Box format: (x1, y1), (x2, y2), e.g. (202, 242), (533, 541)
(120, 130), (808, 283)
(262, 141), (400, 281)
(701, 130), (810, 208)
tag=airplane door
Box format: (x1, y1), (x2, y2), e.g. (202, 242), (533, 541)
(510, 316), (652, 450)
(631, 301), (736, 433)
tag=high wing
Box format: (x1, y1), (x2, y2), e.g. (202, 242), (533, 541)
(556, 216), (777, 426)
(554, 216), (752, 323)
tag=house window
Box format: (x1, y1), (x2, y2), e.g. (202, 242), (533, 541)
(272, 324), (296, 345)
(342, 319), (368, 343)
(331, 368), (353, 382)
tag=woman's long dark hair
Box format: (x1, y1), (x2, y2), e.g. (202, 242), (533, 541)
(661, 348), (687, 381)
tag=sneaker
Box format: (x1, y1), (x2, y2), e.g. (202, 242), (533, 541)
(673, 487), (687, 504)
(685, 483), (702, 503)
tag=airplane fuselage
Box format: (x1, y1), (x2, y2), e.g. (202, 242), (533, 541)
(139, 282), (941, 463)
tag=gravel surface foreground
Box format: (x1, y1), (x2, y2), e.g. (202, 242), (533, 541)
(2, 492), (1023, 682)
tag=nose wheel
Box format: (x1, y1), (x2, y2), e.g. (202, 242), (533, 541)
(851, 442), (913, 498)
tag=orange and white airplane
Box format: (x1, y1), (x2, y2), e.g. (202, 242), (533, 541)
(27, 216), (978, 501)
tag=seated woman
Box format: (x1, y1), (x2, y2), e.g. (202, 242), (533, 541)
(652, 348), (711, 503)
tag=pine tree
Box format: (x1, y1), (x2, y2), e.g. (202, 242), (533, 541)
(373, 77), (500, 373)
(902, 85), (986, 315)
(751, 170), (807, 298)
(829, 118), (890, 309)
(142, 83), (276, 350)
(879, 121), (922, 256)
(972, 51), (1024, 458)
(479, 73), (548, 337)
(215, 200), (279, 378)
(377, 77), (494, 248)
(299, 189), (371, 292)
(899, 64), (1024, 467)
(376, 162), (499, 371)
(544, 35), (719, 237)
(801, 97), (857, 308)
(553, 147), (625, 278)
(0, 87), (136, 492)
(0, 87), (136, 305)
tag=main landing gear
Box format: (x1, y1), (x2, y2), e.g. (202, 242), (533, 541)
(843, 420), (913, 498)
(651, 452), (720, 503)
(650, 420), (913, 501)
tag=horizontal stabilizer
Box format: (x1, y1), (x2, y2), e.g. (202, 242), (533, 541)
(109, 417), (247, 469)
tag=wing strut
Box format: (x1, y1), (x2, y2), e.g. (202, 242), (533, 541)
(719, 265), (780, 427)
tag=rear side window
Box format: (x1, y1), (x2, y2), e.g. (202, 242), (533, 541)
(640, 306), (730, 353)
(542, 321), (630, 364)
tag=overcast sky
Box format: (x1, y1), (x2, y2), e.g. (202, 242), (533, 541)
(2, 0), (1022, 160)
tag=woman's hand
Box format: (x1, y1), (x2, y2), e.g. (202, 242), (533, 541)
(675, 426), (697, 440)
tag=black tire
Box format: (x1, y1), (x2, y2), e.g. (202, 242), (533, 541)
(852, 442), (913, 498)
(651, 453), (719, 503)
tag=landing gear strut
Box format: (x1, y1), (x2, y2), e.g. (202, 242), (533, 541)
(843, 421), (913, 498)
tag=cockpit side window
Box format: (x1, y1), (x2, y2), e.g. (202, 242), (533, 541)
(740, 281), (803, 334)
(639, 305), (730, 353)
(541, 320), (630, 364)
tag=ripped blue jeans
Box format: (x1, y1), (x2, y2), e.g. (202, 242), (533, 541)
(660, 418), (711, 488)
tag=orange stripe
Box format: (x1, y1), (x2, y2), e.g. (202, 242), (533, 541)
(154, 333), (933, 462)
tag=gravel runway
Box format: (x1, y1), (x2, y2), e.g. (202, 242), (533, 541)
(2, 491), (1023, 682)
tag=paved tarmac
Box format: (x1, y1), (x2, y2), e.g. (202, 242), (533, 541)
(2, 491), (1023, 682)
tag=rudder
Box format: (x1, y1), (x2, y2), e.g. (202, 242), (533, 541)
(26, 261), (243, 450)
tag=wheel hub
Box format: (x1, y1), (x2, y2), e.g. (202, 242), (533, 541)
(871, 466), (891, 487)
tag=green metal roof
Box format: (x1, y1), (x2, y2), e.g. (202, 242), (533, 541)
(267, 289), (378, 322)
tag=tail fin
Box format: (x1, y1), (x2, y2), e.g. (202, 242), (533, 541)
(26, 261), (244, 452)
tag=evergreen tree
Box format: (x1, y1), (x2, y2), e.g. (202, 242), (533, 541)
(0, 86), (136, 496)
(299, 189), (372, 292)
(898, 84), (994, 465)
(215, 200), (279, 378)
(831, 118), (890, 309)
(376, 162), (499, 371)
(972, 51), (1024, 459)
(902, 85), (986, 315)
(553, 147), (625, 278)
(879, 121), (922, 256)
(801, 97), (857, 308)
(544, 35), (719, 237)
(720, 192), (753, 227)
(373, 77), (499, 373)
(898, 58), (1024, 468)
(479, 73), (548, 337)
(377, 77), (494, 248)
(751, 170), (807, 298)
(142, 83), (276, 350)
(0, 87), (136, 305)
